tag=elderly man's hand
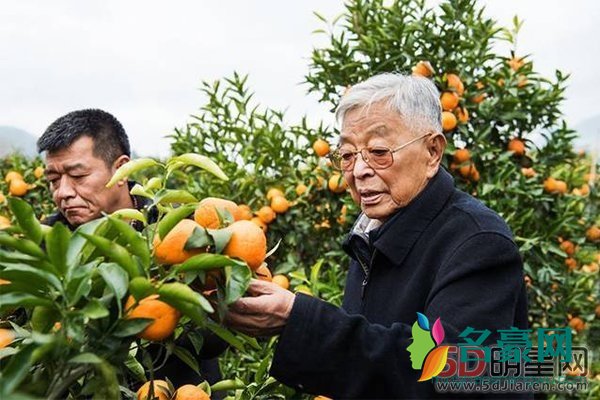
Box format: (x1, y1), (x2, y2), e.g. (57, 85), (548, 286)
(225, 279), (296, 337)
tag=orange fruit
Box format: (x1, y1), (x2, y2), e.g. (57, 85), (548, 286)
(565, 258), (577, 271)
(458, 163), (474, 179)
(271, 196), (290, 214)
(560, 240), (576, 256)
(453, 148), (470, 164)
(314, 396), (333, 400)
(517, 75), (528, 88)
(582, 263), (599, 274)
(543, 177), (558, 193)
(9, 179), (28, 197)
(412, 61), (434, 77)
(0, 216), (10, 230)
(256, 264), (273, 282)
(174, 384), (210, 400)
(497, 78), (505, 87)
(507, 138), (526, 156)
(475, 81), (485, 90)
(194, 197), (242, 229)
(126, 295), (181, 341)
(237, 204), (253, 220)
(257, 206), (276, 224)
(455, 106), (469, 123)
(295, 183), (307, 196)
(272, 274), (290, 290)
(328, 174), (348, 194)
(446, 73), (464, 96)
(470, 167), (480, 182)
(554, 180), (567, 194)
(586, 225), (600, 242)
(441, 111), (457, 132)
(508, 56), (525, 71)
(137, 379), (171, 400)
(595, 305), (600, 318)
(0, 329), (15, 349)
(266, 188), (284, 200)
(568, 317), (585, 333)
(153, 219), (204, 265)
(0, 192), (5, 203)
(0, 279), (10, 285)
(4, 171), (23, 183)
(223, 220), (267, 271)
(34, 166), (45, 179)
(521, 168), (536, 178)
(312, 139), (330, 157)
(579, 184), (590, 196)
(440, 91), (460, 111)
(251, 216), (268, 233)
(471, 93), (486, 104)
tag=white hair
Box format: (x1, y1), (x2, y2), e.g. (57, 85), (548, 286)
(336, 73), (442, 135)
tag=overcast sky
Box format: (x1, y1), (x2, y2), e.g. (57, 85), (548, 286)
(2, 1), (598, 157)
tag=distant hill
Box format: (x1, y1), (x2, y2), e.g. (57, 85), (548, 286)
(0, 126), (38, 158)
(573, 115), (600, 153)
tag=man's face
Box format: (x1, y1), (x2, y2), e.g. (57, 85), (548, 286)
(44, 136), (128, 226)
(341, 102), (440, 221)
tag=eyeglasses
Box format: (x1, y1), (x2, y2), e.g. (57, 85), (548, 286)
(329, 133), (432, 171)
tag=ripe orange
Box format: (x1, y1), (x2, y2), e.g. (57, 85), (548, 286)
(578, 184), (590, 196)
(153, 219), (204, 265)
(440, 91), (459, 111)
(251, 216), (268, 233)
(173, 384), (210, 400)
(454, 107), (469, 124)
(586, 225), (600, 242)
(565, 258), (577, 271)
(137, 380), (171, 400)
(0, 192), (5, 203)
(471, 93), (486, 104)
(223, 220), (267, 271)
(9, 179), (28, 197)
(554, 180), (567, 194)
(266, 188), (284, 200)
(0, 329), (15, 349)
(295, 183), (307, 196)
(412, 61), (434, 77)
(257, 206), (276, 224)
(126, 295), (181, 341)
(312, 139), (330, 157)
(237, 204), (253, 220)
(34, 166), (45, 179)
(521, 168), (536, 178)
(0, 279), (10, 285)
(517, 75), (528, 88)
(543, 178), (567, 194)
(507, 138), (526, 156)
(446, 73), (464, 96)
(568, 317), (585, 333)
(453, 148), (470, 164)
(0, 216), (10, 230)
(272, 274), (290, 290)
(256, 264), (273, 282)
(441, 112), (457, 132)
(560, 240), (576, 256)
(271, 196), (290, 214)
(458, 163), (474, 179)
(328, 174), (348, 194)
(595, 305), (600, 318)
(194, 197), (242, 229)
(470, 167), (480, 182)
(508, 56), (525, 71)
(4, 171), (23, 183)
(475, 81), (485, 90)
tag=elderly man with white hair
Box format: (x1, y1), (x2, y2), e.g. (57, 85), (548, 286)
(226, 73), (529, 399)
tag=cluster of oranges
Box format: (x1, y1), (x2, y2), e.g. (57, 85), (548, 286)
(136, 380), (210, 400)
(449, 148), (479, 182)
(4, 170), (37, 198)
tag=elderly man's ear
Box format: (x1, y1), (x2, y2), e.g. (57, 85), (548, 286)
(113, 155), (131, 187)
(426, 133), (447, 177)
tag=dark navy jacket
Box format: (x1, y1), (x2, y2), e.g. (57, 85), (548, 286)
(271, 168), (529, 399)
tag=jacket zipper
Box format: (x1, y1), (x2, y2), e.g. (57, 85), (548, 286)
(360, 249), (378, 299)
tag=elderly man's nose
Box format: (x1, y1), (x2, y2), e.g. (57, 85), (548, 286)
(353, 152), (374, 178)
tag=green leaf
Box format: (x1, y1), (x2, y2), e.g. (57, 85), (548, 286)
(155, 189), (198, 205)
(130, 184), (153, 199)
(172, 346), (200, 375)
(184, 227), (213, 251)
(207, 228), (233, 254)
(143, 177), (163, 192)
(113, 318), (152, 337)
(0, 293), (53, 309)
(7, 197), (43, 245)
(67, 218), (107, 268)
(128, 276), (156, 301)
(110, 208), (147, 225)
(158, 282), (214, 313)
(156, 203), (197, 240)
(175, 253), (246, 274)
(225, 264), (251, 305)
(93, 361), (121, 400)
(106, 158), (159, 188)
(205, 321), (245, 352)
(107, 215), (150, 269)
(69, 352), (103, 364)
(0, 344), (36, 397)
(0, 233), (45, 259)
(81, 299), (110, 319)
(81, 234), (141, 278)
(98, 262), (129, 302)
(0, 263), (62, 292)
(124, 352), (146, 382)
(255, 355), (270, 383)
(168, 153), (228, 181)
(45, 222), (71, 276)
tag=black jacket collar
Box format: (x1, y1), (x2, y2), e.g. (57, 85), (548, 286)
(344, 168), (455, 267)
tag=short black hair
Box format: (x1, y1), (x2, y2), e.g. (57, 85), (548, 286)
(37, 109), (131, 166)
